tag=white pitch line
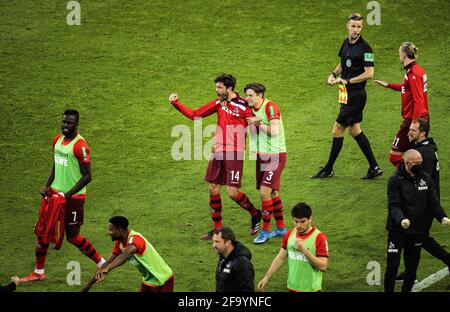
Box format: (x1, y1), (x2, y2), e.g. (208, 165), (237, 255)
(412, 267), (449, 292)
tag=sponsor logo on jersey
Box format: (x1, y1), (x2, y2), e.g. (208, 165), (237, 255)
(221, 105), (240, 117)
(289, 250), (310, 263)
(128, 257), (139, 267)
(55, 149), (69, 158)
(55, 154), (68, 166)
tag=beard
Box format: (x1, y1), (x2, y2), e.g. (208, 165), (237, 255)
(110, 235), (120, 241)
(217, 92), (228, 102)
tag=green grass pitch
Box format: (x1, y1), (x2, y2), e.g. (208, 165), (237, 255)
(0, 0), (449, 292)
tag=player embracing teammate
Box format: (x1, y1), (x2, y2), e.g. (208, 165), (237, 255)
(169, 74), (262, 240)
(245, 83), (288, 244)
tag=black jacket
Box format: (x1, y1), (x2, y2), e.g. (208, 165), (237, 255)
(216, 241), (254, 292)
(387, 164), (445, 235)
(413, 138), (440, 199)
(413, 138), (447, 229)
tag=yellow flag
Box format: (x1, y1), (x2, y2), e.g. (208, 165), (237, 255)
(337, 83), (348, 104)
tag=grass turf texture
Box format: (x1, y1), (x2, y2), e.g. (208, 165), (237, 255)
(0, 0), (449, 292)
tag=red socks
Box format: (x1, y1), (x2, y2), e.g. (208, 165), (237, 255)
(209, 194), (223, 229)
(234, 192), (258, 217)
(67, 234), (103, 264)
(272, 195), (285, 229)
(35, 241), (49, 270)
(262, 199), (273, 231)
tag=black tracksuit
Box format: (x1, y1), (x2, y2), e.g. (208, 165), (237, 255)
(216, 241), (254, 292)
(384, 164), (444, 292)
(414, 138), (450, 267)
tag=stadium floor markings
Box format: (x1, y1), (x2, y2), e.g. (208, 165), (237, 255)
(412, 267), (449, 292)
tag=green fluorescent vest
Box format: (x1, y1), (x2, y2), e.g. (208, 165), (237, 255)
(250, 99), (287, 154)
(51, 134), (86, 195)
(125, 230), (173, 286)
(287, 228), (323, 292)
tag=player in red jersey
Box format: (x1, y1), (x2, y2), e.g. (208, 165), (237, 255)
(374, 42), (429, 166)
(20, 110), (105, 282)
(169, 74), (262, 240)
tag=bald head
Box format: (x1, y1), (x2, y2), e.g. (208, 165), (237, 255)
(403, 149), (423, 176)
(403, 149), (422, 162)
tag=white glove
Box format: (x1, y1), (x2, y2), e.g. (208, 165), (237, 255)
(442, 217), (450, 225)
(401, 219), (410, 229)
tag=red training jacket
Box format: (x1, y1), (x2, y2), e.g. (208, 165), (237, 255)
(34, 192), (66, 250)
(387, 61), (429, 120)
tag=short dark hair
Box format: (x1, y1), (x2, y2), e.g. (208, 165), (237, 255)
(213, 227), (236, 244)
(63, 109), (79, 122)
(347, 12), (363, 21)
(214, 74), (236, 91)
(413, 118), (429, 136)
(291, 202), (312, 219)
(244, 82), (266, 97)
(109, 216), (129, 230)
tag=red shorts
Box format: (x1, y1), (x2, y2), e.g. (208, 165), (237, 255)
(391, 116), (429, 153)
(204, 151), (244, 188)
(64, 196), (85, 231)
(140, 275), (174, 292)
(50, 188), (85, 230)
(256, 153), (286, 191)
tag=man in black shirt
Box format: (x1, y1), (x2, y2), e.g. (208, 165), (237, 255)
(213, 227), (254, 292)
(313, 13), (382, 180)
(394, 119), (450, 281)
(384, 149), (448, 292)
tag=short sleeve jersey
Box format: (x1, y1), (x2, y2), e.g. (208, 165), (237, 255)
(112, 233), (147, 256)
(338, 36), (374, 90)
(282, 227), (329, 257)
(52, 133), (91, 165)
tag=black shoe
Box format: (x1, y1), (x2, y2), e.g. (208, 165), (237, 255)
(311, 167), (334, 179)
(361, 166), (383, 180)
(395, 271), (406, 282)
(250, 210), (262, 235)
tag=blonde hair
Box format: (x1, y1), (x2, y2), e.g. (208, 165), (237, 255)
(401, 42), (418, 59)
(347, 12), (363, 21)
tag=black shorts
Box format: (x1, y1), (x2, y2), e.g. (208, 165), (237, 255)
(336, 89), (367, 127)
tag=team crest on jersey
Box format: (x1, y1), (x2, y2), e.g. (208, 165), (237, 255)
(346, 59), (352, 67)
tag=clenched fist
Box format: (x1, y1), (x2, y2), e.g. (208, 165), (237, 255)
(168, 93), (179, 103)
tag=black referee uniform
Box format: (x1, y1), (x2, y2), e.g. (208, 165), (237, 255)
(384, 164), (444, 292)
(336, 36), (373, 126)
(312, 35), (381, 179)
